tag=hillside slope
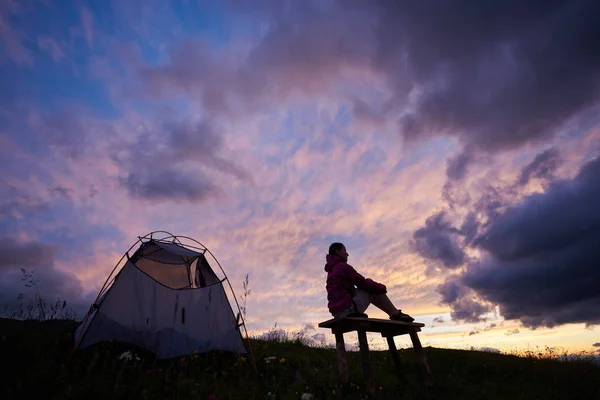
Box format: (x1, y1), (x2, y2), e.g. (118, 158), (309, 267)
(1, 318), (599, 399)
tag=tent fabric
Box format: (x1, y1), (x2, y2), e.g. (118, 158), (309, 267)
(75, 239), (246, 358)
(151, 240), (205, 258)
(195, 254), (221, 287)
(134, 256), (191, 289)
(132, 240), (197, 289)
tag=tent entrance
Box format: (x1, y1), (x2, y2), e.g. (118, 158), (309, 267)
(130, 240), (220, 289)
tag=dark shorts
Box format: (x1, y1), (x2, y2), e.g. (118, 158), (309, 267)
(334, 288), (371, 318)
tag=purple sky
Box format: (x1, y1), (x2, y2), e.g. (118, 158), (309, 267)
(1, 0), (600, 353)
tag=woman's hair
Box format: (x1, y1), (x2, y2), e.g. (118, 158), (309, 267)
(328, 242), (345, 255)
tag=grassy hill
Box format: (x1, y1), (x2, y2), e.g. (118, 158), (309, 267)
(1, 318), (599, 400)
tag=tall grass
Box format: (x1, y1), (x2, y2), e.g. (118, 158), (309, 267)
(0, 268), (78, 321)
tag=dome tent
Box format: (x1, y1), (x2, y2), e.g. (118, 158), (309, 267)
(72, 232), (248, 359)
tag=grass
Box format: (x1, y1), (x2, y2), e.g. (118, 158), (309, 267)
(1, 318), (599, 400)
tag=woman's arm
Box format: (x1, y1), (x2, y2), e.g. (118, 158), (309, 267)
(345, 264), (387, 294)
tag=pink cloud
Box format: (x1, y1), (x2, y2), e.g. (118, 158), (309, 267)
(79, 7), (94, 49)
(15, 101), (443, 330)
(7, 96), (594, 336)
(135, 11), (378, 119)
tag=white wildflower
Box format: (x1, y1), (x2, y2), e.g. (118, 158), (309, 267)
(118, 350), (140, 361)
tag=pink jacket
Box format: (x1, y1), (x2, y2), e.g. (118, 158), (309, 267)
(324, 254), (387, 316)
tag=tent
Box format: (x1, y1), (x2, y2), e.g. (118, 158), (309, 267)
(72, 232), (248, 359)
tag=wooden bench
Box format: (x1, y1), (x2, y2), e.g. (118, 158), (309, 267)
(318, 316), (433, 389)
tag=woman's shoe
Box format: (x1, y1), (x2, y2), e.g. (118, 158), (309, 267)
(390, 310), (414, 322)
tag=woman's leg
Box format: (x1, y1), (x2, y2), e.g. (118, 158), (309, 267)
(370, 293), (400, 316)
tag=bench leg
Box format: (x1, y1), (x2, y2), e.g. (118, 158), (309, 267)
(386, 336), (405, 382)
(357, 329), (374, 393)
(335, 332), (349, 383)
(409, 332), (433, 386)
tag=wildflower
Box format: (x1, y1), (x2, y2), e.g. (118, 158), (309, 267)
(118, 350), (140, 361)
(279, 357), (286, 364)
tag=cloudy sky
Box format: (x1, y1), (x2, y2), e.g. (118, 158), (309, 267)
(1, 0), (600, 354)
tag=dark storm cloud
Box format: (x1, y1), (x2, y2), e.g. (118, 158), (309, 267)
(437, 277), (463, 304)
(116, 120), (250, 203)
(412, 209), (484, 270)
(0, 191), (50, 219)
(477, 157), (600, 261)
(0, 238), (85, 317)
(120, 168), (223, 203)
(437, 156), (600, 327)
(48, 186), (74, 201)
(0, 238), (56, 272)
(472, 185), (511, 228)
(23, 89), (249, 206)
(517, 148), (561, 186)
(379, 0), (600, 150)
(442, 183), (472, 209)
(122, 0), (600, 213)
(459, 212), (479, 246)
(442, 148), (476, 207)
(485, 323), (496, 331)
(224, 1), (600, 151)
(437, 274), (491, 323)
(451, 296), (491, 324)
(417, 183), (510, 270)
(412, 212), (467, 269)
(446, 148), (474, 181)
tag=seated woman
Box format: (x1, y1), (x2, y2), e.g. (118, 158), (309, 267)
(324, 242), (414, 322)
